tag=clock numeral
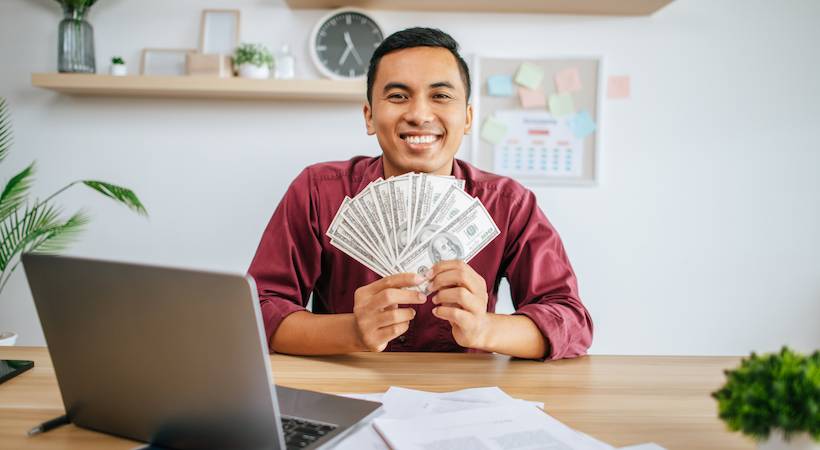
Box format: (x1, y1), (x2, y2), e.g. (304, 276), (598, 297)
(346, 15), (352, 25)
(349, 69), (355, 77)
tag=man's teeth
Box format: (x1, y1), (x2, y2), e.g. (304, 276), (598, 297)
(404, 135), (438, 145)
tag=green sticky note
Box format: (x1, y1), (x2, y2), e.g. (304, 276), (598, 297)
(480, 117), (508, 144)
(549, 93), (575, 117)
(514, 63), (544, 90)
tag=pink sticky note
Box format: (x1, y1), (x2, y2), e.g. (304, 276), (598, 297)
(555, 67), (582, 93)
(607, 75), (631, 99)
(518, 87), (546, 108)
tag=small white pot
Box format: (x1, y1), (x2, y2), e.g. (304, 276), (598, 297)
(758, 430), (820, 450)
(238, 63), (270, 79)
(110, 64), (128, 76)
(0, 331), (18, 346)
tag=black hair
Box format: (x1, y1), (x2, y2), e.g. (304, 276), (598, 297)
(366, 27), (471, 104)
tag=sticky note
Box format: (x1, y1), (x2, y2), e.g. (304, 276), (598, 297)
(514, 63), (544, 90)
(555, 67), (582, 93)
(480, 117), (508, 144)
(568, 111), (596, 138)
(517, 87), (546, 108)
(607, 75), (631, 99)
(548, 93), (575, 117)
(487, 75), (515, 96)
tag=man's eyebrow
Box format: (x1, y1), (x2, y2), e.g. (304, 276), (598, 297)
(382, 81), (457, 93)
(430, 81), (456, 90)
(382, 82), (411, 93)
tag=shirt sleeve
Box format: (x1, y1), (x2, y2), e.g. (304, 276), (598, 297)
(502, 190), (593, 360)
(247, 168), (323, 352)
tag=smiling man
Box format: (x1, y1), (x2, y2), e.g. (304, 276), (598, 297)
(248, 28), (592, 360)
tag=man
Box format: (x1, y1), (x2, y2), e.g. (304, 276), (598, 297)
(248, 28), (592, 360)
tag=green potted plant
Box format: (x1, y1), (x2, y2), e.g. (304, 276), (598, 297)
(109, 56), (127, 76)
(0, 98), (147, 345)
(712, 347), (819, 449)
(234, 43), (274, 79)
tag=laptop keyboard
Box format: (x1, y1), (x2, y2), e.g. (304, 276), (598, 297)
(280, 415), (338, 449)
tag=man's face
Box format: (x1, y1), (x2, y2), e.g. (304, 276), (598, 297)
(364, 47), (473, 177)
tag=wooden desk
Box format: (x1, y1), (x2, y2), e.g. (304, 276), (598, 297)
(0, 347), (752, 449)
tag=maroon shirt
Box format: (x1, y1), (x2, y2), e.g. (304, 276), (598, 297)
(248, 156), (593, 360)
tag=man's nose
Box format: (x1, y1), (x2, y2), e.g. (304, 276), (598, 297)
(402, 97), (435, 126)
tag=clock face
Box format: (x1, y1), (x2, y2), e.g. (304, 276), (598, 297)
(312, 11), (383, 80)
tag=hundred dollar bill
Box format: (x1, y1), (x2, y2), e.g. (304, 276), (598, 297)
(356, 182), (395, 263)
(387, 176), (411, 256)
(401, 183), (475, 259)
(398, 199), (500, 294)
(413, 174), (462, 239)
(327, 198), (391, 276)
(371, 180), (397, 262)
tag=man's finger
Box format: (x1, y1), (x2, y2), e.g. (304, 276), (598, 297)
(428, 261), (485, 296)
(432, 287), (483, 314)
(371, 288), (426, 311)
(374, 307), (416, 329)
(376, 320), (411, 343)
(358, 272), (424, 296)
(432, 305), (470, 326)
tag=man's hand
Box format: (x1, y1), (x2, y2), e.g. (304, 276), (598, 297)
(428, 260), (490, 349)
(353, 273), (428, 352)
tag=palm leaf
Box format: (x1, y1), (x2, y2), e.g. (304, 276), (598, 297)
(0, 203), (62, 271)
(0, 98), (10, 163)
(0, 162), (35, 222)
(29, 210), (90, 254)
(83, 180), (148, 216)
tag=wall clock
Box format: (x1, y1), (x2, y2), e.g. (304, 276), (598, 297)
(309, 8), (384, 80)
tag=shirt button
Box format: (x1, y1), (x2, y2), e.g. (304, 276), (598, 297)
(398, 335), (406, 344)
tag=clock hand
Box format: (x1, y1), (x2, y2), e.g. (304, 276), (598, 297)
(339, 45), (352, 65)
(350, 46), (363, 65)
(343, 31), (364, 66)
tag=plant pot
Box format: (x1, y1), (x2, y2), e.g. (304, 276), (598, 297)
(238, 63), (270, 80)
(758, 430), (820, 450)
(110, 64), (127, 76)
(0, 331), (18, 346)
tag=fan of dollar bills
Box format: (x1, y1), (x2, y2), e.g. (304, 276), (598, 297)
(326, 173), (500, 293)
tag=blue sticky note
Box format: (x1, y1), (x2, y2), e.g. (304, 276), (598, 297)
(568, 110), (597, 138)
(487, 75), (514, 97)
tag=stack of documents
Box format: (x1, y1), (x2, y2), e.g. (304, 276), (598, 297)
(327, 174), (500, 293)
(332, 387), (667, 450)
(331, 386), (612, 450)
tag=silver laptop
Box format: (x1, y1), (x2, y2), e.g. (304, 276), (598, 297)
(22, 253), (380, 450)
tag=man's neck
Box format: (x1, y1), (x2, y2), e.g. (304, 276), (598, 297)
(382, 158), (454, 178)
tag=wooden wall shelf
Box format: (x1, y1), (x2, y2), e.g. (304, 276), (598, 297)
(31, 73), (366, 102)
(284, 0), (674, 16)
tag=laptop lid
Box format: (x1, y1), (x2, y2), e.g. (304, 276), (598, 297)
(22, 253), (287, 449)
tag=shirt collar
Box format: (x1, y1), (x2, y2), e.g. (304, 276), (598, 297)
(358, 155), (466, 194)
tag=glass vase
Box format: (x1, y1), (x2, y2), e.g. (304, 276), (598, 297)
(58, 6), (96, 73)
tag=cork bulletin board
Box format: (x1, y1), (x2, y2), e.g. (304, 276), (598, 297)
(469, 56), (603, 186)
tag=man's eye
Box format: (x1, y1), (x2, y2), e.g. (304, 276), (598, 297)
(388, 93), (407, 100)
(434, 94), (453, 100)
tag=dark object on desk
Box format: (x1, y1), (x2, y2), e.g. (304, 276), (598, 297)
(0, 359), (33, 385)
(21, 253), (381, 450)
(27, 414), (69, 436)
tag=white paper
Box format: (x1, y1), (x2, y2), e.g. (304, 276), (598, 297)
(328, 387), (602, 450)
(619, 444), (667, 450)
(373, 402), (612, 450)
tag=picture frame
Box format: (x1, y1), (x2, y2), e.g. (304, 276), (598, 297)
(140, 49), (195, 76)
(199, 9), (240, 55)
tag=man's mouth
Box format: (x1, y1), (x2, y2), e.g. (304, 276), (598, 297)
(399, 133), (443, 146)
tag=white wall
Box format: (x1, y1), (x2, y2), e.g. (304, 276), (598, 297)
(1, 0), (818, 354)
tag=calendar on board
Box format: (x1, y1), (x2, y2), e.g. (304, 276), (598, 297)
(492, 110), (583, 177)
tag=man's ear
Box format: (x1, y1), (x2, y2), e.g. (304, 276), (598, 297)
(464, 103), (474, 135)
(363, 102), (376, 135)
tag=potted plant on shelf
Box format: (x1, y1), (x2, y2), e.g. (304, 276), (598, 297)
(0, 98), (147, 345)
(109, 56), (127, 76)
(234, 43), (273, 80)
(712, 347), (819, 450)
